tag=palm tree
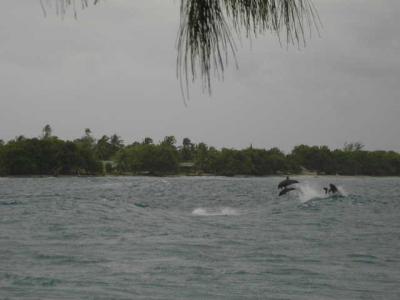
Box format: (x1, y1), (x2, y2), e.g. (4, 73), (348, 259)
(42, 124), (53, 139)
(42, 0), (320, 95)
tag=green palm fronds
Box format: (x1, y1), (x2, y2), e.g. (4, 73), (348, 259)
(177, 0), (320, 96)
(177, 0), (237, 95)
(40, 0), (98, 18)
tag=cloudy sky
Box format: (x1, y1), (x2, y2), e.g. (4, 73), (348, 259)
(0, 0), (399, 152)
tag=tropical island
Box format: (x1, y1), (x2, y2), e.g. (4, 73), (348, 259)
(0, 125), (399, 177)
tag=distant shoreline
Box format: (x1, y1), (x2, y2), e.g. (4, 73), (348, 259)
(1, 133), (399, 177)
(2, 174), (400, 179)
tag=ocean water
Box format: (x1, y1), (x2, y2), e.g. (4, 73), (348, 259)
(1, 176), (400, 300)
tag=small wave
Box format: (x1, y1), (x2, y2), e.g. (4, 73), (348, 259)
(134, 202), (149, 208)
(192, 207), (239, 216)
(13, 275), (62, 287)
(0, 200), (19, 206)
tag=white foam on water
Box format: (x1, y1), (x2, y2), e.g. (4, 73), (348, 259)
(337, 186), (348, 197)
(160, 179), (170, 184)
(296, 182), (329, 203)
(192, 207), (239, 216)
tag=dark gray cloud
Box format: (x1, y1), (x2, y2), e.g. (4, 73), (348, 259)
(0, 0), (399, 151)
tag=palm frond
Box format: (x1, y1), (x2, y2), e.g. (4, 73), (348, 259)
(177, 0), (320, 96)
(177, 0), (237, 97)
(42, 0), (320, 96)
(40, 0), (97, 18)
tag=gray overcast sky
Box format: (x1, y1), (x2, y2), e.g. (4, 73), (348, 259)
(0, 0), (399, 152)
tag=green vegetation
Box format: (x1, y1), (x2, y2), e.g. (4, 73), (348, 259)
(1, 126), (400, 177)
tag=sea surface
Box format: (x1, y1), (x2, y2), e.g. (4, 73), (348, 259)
(1, 176), (400, 299)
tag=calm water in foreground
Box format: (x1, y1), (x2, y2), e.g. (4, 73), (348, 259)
(1, 176), (399, 300)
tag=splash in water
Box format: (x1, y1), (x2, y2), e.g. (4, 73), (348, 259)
(192, 207), (239, 216)
(296, 182), (348, 203)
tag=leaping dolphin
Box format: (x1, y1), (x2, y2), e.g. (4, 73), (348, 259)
(278, 176), (299, 189)
(329, 183), (338, 194)
(279, 187), (296, 196)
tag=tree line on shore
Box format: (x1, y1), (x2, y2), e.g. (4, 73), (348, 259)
(0, 126), (399, 176)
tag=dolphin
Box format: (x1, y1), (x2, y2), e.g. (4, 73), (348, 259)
(279, 187), (296, 196)
(278, 176), (299, 189)
(328, 183), (338, 194)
